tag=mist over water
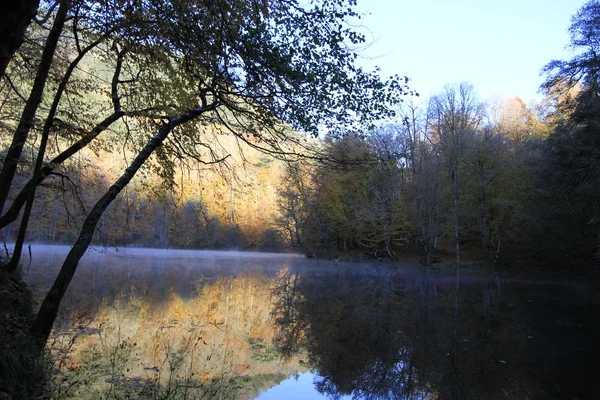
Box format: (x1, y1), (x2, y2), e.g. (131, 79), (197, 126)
(19, 244), (306, 297)
(16, 244), (600, 399)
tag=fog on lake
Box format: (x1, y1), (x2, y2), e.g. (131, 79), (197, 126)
(18, 245), (600, 399)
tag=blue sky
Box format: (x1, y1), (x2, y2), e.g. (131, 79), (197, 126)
(355, 0), (588, 104)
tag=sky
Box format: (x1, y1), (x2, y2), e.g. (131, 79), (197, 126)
(355, 0), (588, 104)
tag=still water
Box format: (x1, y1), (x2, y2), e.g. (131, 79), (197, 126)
(21, 245), (600, 399)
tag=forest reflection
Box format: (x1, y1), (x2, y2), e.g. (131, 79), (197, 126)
(271, 267), (599, 400)
(24, 248), (599, 399)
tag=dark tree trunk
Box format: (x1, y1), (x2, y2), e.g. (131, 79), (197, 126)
(479, 162), (490, 265)
(480, 193), (489, 263)
(0, 0), (68, 214)
(451, 165), (461, 337)
(5, 33), (109, 272)
(29, 104), (217, 347)
(452, 168), (460, 267)
(0, 0), (40, 78)
(384, 235), (396, 260)
(30, 122), (173, 344)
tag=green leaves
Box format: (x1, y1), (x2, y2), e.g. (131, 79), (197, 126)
(112, 0), (409, 136)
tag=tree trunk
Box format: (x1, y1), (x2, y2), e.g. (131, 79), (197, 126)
(29, 104), (216, 346)
(479, 162), (490, 265)
(0, 0), (40, 78)
(5, 34), (108, 271)
(0, 0), (69, 214)
(494, 238), (502, 265)
(480, 193), (489, 263)
(481, 271), (490, 317)
(452, 168), (460, 267)
(30, 120), (173, 344)
(385, 235), (396, 260)
(452, 165), (460, 337)
(5, 191), (34, 272)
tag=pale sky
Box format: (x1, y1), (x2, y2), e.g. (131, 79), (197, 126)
(356, 0), (588, 104)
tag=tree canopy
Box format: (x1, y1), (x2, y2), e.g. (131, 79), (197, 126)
(543, 0), (600, 90)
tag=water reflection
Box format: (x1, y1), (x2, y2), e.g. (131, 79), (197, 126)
(257, 372), (351, 400)
(271, 267), (600, 400)
(24, 246), (309, 399)
(22, 246), (600, 399)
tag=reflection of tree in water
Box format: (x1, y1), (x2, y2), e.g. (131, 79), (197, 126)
(272, 267), (439, 399)
(31, 255), (600, 399)
(271, 267), (600, 400)
(47, 270), (304, 399)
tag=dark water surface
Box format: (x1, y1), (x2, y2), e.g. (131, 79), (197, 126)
(21, 245), (600, 399)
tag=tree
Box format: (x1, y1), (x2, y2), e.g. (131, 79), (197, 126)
(462, 127), (519, 265)
(359, 125), (411, 259)
(410, 141), (445, 264)
(0, 0), (40, 78)
(397, 101), (445, 264)
(0, 0), (69, 215)
(495, 97), (538, 142)
(528, 0), (600, 265)
(427, 83), (484, 267)
(0, 0), (148, 270)
(526, 90), (600, 265)
(301, 133), (375, 255)
(543, 0), (600, 91)
(277, 161), (312, 250)
(25, 0), (410, 346)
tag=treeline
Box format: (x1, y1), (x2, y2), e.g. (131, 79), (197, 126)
(2, 81), (598, 267)
(278, 82), (600, 267)
(276, 1), (600, 268)
(1, 138), (286, 251)
(0, 0), (598, 270)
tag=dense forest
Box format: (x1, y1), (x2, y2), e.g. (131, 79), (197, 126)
(0, 0), (599, 388)
(1, 78), (597, 268)
(2, 1), (599, 270)
(281, 78), (599, 267)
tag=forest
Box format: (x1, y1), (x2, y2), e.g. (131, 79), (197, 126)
(1, 1), (598, 270)
(0, 0), (599, 398)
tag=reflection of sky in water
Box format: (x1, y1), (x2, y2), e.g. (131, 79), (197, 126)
(255, 372), (351, 400)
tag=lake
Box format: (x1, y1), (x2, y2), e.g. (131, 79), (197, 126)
(20, 245), (600, 399)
